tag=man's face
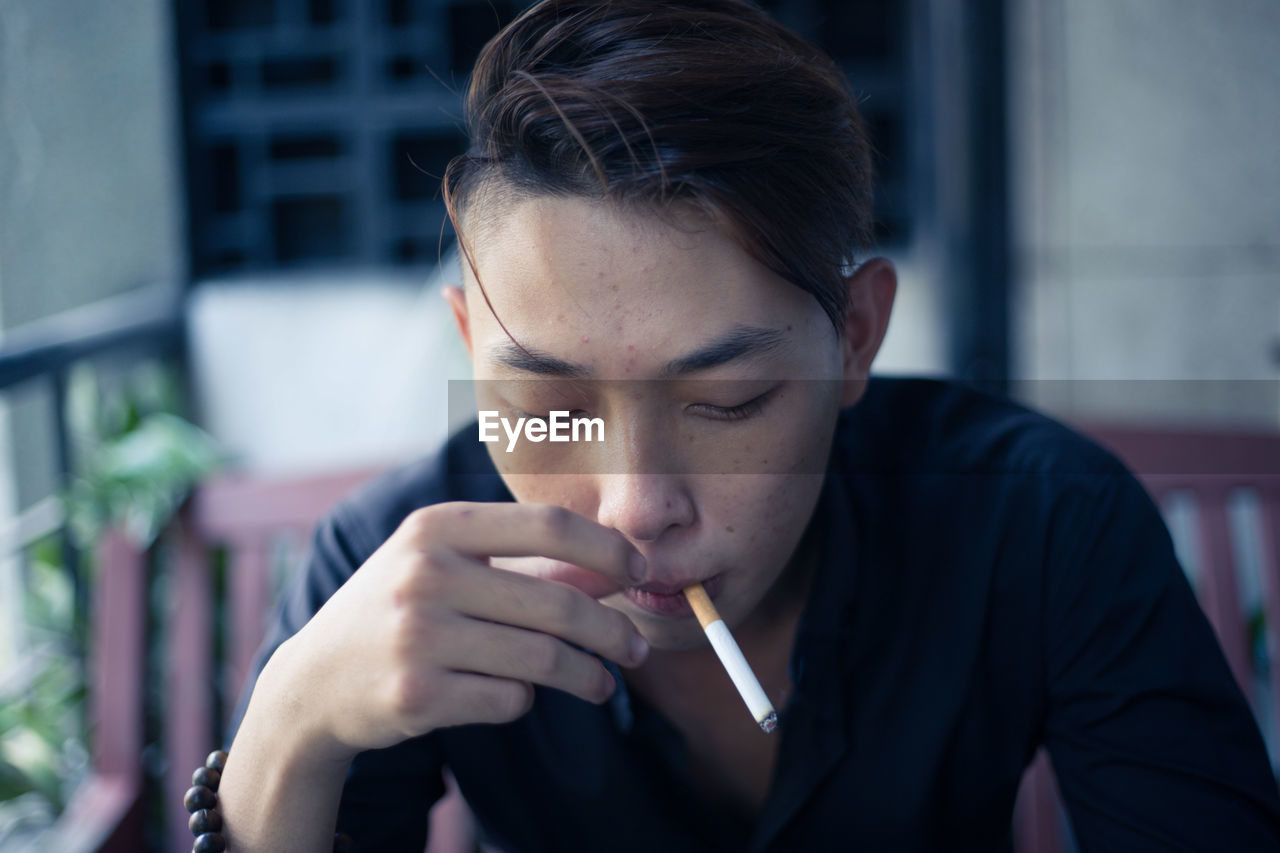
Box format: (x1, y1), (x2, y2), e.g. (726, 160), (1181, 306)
(453, 195), (848, 650)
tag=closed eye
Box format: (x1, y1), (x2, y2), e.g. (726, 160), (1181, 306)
(510, 407), (593, 421)
(687, 388), (775, 422)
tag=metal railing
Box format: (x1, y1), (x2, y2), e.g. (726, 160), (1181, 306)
(0, 284), (185, 851)
(0, 284), (184, 625)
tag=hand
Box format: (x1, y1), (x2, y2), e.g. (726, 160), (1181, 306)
(268, 502), (650, 761)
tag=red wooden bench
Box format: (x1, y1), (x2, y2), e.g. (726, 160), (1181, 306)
(75, 468), (476, 853)
(79, 425), (1280, 852)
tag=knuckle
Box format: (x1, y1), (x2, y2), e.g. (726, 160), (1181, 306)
(526, 635), (563, 679)
(537, 504), (573, 538)
(545, 584), (581, 625)
(400, 506), (442, 541)
(403, 502), (474, 540)
(388, 673), (434, 717)
(495, 681), (535, 720)
(388, 553), (448, 609)
(411, 552), (453, 599)
(594, 665), (615, 702)
(606, 609), (636, 649)
(388, 619), (430, 667)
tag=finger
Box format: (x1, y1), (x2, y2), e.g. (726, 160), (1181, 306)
(487, 555), (621, 599)
(403, 547), (647, 668)
(400, 502), (646, 590)
(441, 619), (616, 705)
(448, 556), (647, 667)
(435, 672), (535, 727)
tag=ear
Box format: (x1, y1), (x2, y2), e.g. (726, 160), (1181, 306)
(442, 285), (474, 357)
(839, 257), (897, 408)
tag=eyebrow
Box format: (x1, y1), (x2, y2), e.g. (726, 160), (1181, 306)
(658, 324), (788, 377)
(486, 324), (788, 378)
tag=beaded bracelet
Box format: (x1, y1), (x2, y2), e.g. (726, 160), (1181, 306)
(184, 749), (355, 852)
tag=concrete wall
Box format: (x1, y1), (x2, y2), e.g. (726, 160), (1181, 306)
(0, 0), (185, 664)
(186, 263), (473, 478)
(1009, 0), (1280, 427)
(0, 0), (186, 328)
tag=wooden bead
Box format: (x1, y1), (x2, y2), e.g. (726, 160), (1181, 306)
(184, 785), (217, 812)
(193, 832), (227, 853)
(192, 766), (221, 790)
(189, 808), (223, 835)
(185, 750), (355, 853)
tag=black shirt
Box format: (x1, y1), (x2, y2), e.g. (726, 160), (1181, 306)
(229, 378), (1280, 851)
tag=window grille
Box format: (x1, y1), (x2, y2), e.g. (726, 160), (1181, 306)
(179, 0), (913, 277)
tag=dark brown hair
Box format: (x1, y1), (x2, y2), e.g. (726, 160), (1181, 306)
(442, 0), (874, 331)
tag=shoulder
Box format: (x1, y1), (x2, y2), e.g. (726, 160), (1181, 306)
(833, 377), (1162, 585)
(323, 422), (510, 564)
(837, 376), (1128, 481)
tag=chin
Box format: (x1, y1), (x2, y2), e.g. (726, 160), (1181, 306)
(602, 595), (711, 652)
(636, 620), (712, 653)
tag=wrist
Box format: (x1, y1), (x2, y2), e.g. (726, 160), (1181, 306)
(248, 635), (358, 769)
(187, 749), (354, 853)
(218, 646), (353, 852)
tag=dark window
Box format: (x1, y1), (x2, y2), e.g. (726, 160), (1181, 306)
(260, 57), (342, 91)
(269, 134), (344, 162)
(204, 0), (277, 32)
(204, 62), (233, 95)
(391, 131), (466, 201)
(208, 143), (242, 215)
(179, 0), (916, 276)
(272, 196), (350, 263)
(394, 237), (435, 264)
(386, 55), (430, 85)
(815, 0), (900, 65)
(309, 0), (338, 26)
(447, 3), (521, 75)
(386, 0), (426, 28)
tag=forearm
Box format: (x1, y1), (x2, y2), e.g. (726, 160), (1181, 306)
(218, 642), (354, 852)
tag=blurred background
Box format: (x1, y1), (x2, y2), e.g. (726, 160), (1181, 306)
(0, 0), (1276, 850)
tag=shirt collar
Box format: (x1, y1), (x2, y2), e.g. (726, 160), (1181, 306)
(783, 442), (861, 718)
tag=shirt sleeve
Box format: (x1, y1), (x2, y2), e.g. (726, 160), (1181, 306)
(1042, 467), (1280, 850)
(224, 510), (449, 852)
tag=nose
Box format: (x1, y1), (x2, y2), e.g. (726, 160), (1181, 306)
(595, 473), (695, 543)
(591, 394), (695, 542)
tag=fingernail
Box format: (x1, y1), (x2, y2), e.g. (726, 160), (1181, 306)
(630, 633), (650, 664)
(628, 551), (647, 582)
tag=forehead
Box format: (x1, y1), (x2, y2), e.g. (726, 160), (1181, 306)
(461, 196), (801, 320)
(458, 195), (840, 382)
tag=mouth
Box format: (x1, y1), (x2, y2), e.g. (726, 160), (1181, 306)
(623, 572), (725, 618)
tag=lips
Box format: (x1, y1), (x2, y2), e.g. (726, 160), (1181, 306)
(623, 572), (724, 617)
(633, 579), (702, 596)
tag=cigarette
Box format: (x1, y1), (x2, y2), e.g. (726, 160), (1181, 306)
(683, 582), (778, 733)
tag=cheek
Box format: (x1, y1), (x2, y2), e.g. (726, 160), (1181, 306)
(702, 474), (825, 554)
(710, 386), (841, 477)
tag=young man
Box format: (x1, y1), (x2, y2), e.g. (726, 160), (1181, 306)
(215, 2), (1280, 850)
